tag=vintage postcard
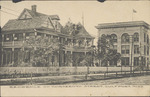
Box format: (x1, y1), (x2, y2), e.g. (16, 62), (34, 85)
(0, 0), (150, 96)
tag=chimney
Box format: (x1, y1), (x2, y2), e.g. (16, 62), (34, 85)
(31, 5), (37, 12)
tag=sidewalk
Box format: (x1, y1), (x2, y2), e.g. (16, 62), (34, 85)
(1, 70), (150, 85)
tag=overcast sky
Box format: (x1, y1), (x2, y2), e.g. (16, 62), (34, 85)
(1, 1), (150, 43)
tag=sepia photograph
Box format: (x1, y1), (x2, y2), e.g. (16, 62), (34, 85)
(0, 0), (150, 86)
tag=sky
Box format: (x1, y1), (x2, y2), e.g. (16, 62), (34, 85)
(1, 1), (150, 44)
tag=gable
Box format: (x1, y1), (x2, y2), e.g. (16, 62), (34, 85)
(41, 17), (54, 29)
(18, 9), (32, 19)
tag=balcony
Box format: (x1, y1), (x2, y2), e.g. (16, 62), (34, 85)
(3, 42), (13, 47)
(65, 45), (92, 52)
(14, 41), (23, 46)
(3, 41), (23, 47)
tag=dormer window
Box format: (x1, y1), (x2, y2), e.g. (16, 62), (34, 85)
(18, 10), (32, 20)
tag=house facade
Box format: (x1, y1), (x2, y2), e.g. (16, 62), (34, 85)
(96, 21), (150, 68)
(0, 5), (94, 67)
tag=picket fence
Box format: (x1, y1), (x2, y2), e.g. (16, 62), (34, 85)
(0, 67), (132, 75)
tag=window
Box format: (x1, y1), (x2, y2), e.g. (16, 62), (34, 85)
(0, 35), (2, 42)
(24, 50), (30, 63)
(147, 35), (149, 44)
(144, 45), (146, 55)
(133, 33), (139, 42)
(147, 58), (149, 66)
(134, 57), (139, 66)
(79, 40), (83, 47)
(121, 33), (130, 43)
(14, 34), (23, 41)
(121, 57), (129, 66)
(121, 45), (130, 54)
(113, 45), (117, 52)
(143, 57), (146, 66)
(134, 45), (139, 54)
(139, 57), (144, 66)
(111, 34), (117, 43)
(4, 34), (13, 42)
(144, 33), (146, 42)
(147, 46), (149, 55)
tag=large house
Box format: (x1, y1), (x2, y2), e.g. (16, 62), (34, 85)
(96, 21), (150, 68)
(0, 5), (94, 67)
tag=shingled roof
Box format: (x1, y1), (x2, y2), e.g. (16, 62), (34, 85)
(2, 6), (60, 32)
(2, 16), (49, 31)
(23, 9), (60, 20)
(2, 5), (93, 39)
(61, 22), (94, 39)
(75, 23), (94, 38)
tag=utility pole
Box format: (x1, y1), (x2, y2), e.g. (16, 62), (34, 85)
(130, 35), (134, 74)
(82, 12), (84, 26)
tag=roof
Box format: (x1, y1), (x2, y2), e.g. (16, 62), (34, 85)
(2, 8), (60, 32)
(96, 21), (150, 29)
(2, 7), (93, 39)
(2, 16), (50, 31)
(61, 22), (94, 39)
(21, 9), (60, 20)
(75, 23), (94, 38)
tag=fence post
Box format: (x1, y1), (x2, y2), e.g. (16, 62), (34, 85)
(121, 66), (122, 74)
(31, 72), (32, 85)
(124, 71), (126, 77)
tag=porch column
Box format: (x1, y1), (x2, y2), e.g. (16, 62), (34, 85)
(72, 39), (74, 46)
(44, 33), (46, 37)
(22, 47), (25, 64)
(64, 51), (67, 66)
(9, 50), (12, 64)
(2, 34), (4, 46)
(5, 50), (7, 66)
(1, 35), (4, 66)
(58, 51), (60, 67)
(70, 51), (73, 67)
(12, 34), (15, 46)
(23, 33), (25, 43)
(92, 39), (94, 45)
(51, 35), (53, 39)
(58, 36), (60, 42)
(84, 38), (87, 47)
(12, 48), (14, 66)
(34, 31), (37, 36)
(1, 48), (3, 66)
(23, 33), (25, 63)
(34, 31), (37, 50)
(84, 51), (87, 55)
(65, 38), (67, 41)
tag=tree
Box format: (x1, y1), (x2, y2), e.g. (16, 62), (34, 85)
(96, 34), (121, 67)
(72, 53), (85, 67)
(24, 35), (59, 67)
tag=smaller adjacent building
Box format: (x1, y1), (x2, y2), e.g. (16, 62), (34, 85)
(96, 21), (150, 68)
